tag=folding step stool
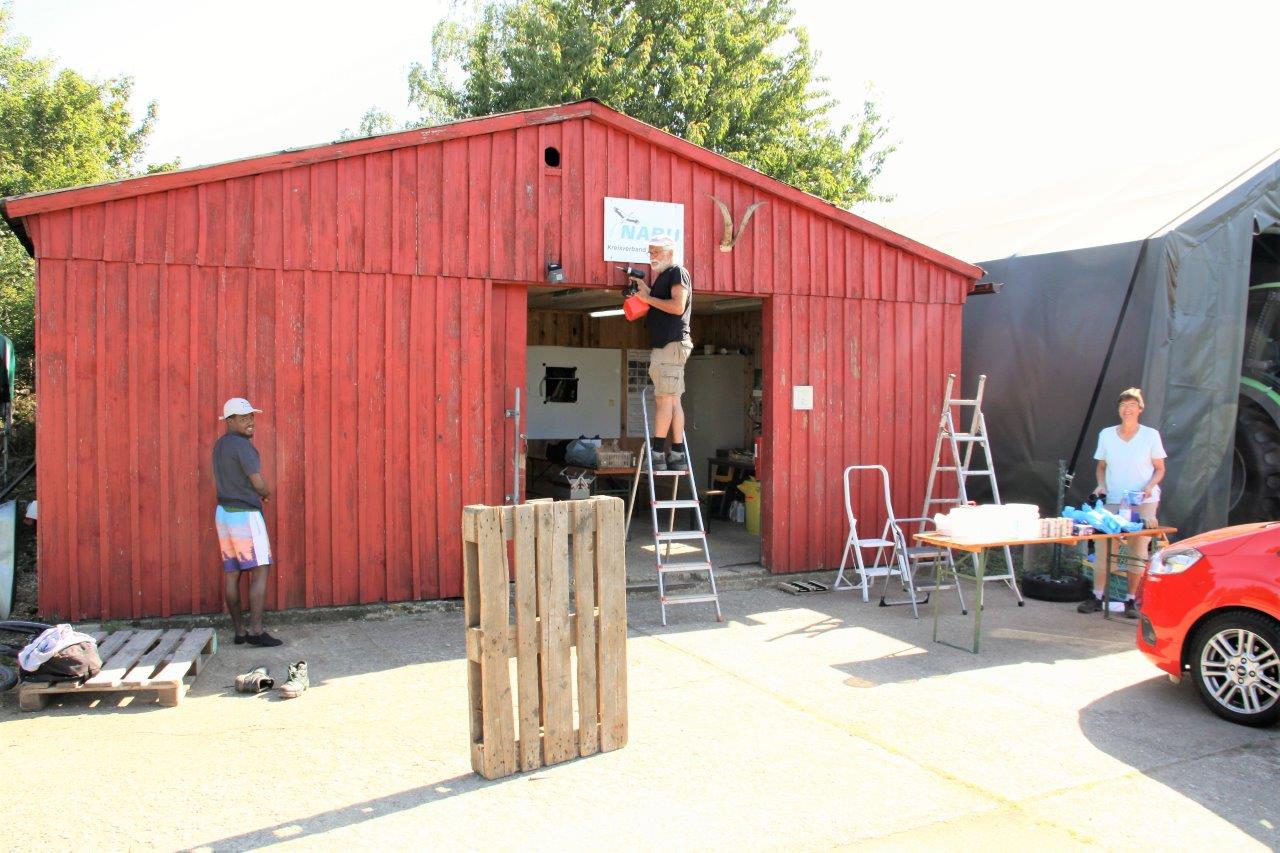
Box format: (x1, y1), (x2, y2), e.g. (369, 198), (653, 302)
(832, 465), (924, 618)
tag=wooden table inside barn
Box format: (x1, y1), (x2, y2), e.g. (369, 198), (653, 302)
(915, 526), (1178, 653)
(525, 457), (641, 516)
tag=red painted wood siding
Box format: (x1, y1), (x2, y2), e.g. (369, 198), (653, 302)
(21, 108), (974, 616)
(35, 258), (524, 619)
(762, 288), (964, 574)
(23, 117), (971, 301)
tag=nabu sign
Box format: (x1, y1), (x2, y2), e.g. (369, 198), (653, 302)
(603, 197), (684, 264)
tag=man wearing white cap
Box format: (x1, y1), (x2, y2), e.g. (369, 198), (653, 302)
(630, 235), (694, 471)
(213, 397), (282, 646)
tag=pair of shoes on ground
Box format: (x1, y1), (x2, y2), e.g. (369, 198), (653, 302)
(234, 661), (309, 698)
(650, 450), (688, 472)
(1076, 596), (1140, 619)
(233, 631), (283, 647)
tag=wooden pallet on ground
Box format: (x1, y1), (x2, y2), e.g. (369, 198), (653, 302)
(18, 627), (217, 711)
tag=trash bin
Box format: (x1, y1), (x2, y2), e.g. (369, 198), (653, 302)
(739, 477), (762, 535)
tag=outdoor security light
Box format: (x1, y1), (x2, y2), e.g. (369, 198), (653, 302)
(546, 262), (565, 283)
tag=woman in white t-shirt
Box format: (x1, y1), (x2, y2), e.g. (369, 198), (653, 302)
(1078, 387), (1167, 617)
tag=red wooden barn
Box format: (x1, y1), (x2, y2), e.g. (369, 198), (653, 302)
(1, 100), (982, 620)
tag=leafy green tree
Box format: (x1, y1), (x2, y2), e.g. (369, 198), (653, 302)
(0, 5), (165, 380)
(338, 107), (402, 140)
(407, 0), (893, 207)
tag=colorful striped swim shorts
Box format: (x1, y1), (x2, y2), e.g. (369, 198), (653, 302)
(215, 506), (273, 572)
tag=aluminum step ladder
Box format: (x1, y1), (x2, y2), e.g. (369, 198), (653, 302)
(624, 393), (723, 626)
(833, 464), (923, 618)
(916, 373), (1024, 607)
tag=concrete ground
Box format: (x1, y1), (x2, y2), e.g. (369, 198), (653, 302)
(626, 513), (764, 585)
(2, 579), (1277, 851)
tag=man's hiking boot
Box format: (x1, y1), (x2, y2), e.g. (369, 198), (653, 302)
(651, 450), (668, 471)
(1077, 596), (1103, 614)
(234, 666), (274, 694)
(245, 631), (283, 647)
(1123, 599), (1140, 619)
(279, 661), (309, 699)
(667, 449), (687, 471)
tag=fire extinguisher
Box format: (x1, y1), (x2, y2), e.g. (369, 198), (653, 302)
(617, 267), (650, 321)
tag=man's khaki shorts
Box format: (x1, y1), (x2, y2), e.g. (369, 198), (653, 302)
(649, 341), (693, 396)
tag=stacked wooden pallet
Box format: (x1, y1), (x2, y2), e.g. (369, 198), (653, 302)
(18, 627), (216, 710)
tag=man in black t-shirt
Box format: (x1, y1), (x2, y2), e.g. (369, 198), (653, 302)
(631, 236), (694, 471)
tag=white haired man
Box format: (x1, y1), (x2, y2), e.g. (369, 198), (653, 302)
(630, 236), (694, 470)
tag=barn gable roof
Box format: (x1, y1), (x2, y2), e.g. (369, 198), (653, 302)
(1, 100), (981, 279)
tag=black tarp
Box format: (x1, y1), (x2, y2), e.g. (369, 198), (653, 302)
(953, 154), (1280, 536)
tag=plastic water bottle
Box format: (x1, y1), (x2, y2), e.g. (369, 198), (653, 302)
(1119, 491), (1132, 524)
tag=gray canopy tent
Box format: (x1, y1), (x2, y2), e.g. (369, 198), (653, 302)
(887, 146), (1280, 537)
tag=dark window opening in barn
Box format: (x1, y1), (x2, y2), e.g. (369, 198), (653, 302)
(542, 365), (578, 403)
(544, 146), (561, 168)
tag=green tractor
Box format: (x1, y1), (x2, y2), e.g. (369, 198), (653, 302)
(1232, 231), (1280, 523)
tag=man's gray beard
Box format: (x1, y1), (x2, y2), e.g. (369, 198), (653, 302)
(650, 258), (673, 274)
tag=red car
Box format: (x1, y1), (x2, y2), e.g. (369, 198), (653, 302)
(1137, 521), (1280, 727)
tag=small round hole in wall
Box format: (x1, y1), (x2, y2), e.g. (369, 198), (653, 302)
(544, 146), (561, 168)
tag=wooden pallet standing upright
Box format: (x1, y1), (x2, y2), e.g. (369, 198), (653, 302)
(463, 495), (628, 780)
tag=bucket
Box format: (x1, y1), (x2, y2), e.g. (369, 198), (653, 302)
(738, 477), (762, 535)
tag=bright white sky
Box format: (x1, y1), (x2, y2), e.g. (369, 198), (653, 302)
(12, 0), (1280, 247)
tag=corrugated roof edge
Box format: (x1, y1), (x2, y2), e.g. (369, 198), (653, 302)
(0, 99), (982, 280)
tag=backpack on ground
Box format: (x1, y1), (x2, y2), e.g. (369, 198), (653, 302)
(19, 624), (103, 683)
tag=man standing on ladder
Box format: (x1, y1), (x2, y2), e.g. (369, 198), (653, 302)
(631, 235), (693, 471)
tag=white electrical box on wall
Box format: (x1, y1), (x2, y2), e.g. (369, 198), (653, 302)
(792, 385), (813, 410)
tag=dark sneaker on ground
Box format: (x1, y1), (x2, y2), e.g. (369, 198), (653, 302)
(279, 661), (309, 699)
(1077, 597), (1103, 614)
(651, 451), (668, 471)
(245, 631), (283, 647)
(234, 666), (275, 694)
(667, 450), (688, 471)
(234, 633), (247, 645)
(1123, 599), (1140, 619)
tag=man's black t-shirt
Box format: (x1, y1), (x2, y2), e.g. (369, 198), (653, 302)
(645, 265), (693, 348)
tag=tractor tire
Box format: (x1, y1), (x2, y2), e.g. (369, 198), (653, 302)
(1229, 403), (1280, 524)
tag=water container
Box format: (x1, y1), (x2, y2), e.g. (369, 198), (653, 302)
(739, 478), (762, 535)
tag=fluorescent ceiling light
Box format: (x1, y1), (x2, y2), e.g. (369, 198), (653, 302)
(589, 308), (626, 318)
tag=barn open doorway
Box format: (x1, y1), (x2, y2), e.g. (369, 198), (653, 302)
(524, 284), (765, 587)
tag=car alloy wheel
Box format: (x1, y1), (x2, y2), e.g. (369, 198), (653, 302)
(1192, 612), (1280, 727)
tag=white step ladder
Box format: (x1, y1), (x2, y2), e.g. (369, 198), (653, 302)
(833, 465), (923, 618)
(625, 394), (723, 626)
(918, 373), (1024, 606)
